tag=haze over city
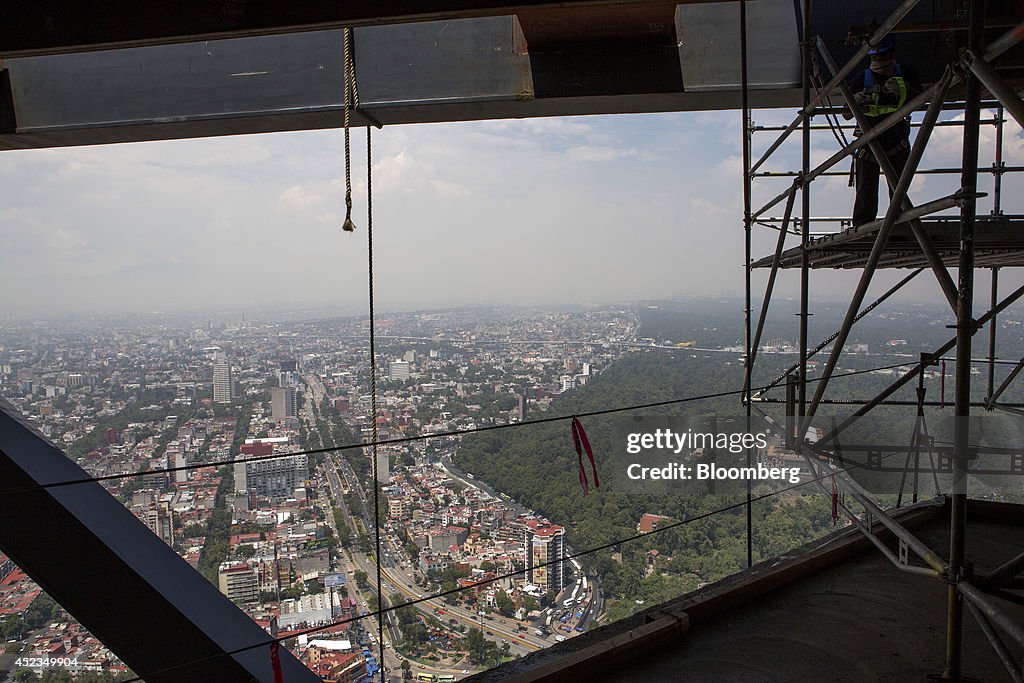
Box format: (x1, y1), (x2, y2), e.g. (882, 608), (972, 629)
(2, 110), (1020, 319)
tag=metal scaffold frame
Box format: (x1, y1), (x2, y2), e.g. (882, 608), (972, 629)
(740, 1), (1024, 680)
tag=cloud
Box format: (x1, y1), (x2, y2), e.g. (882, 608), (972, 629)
(279, 185), (324, 209)
(1, 107), (1021, 318)
(431, 179), (470, 198)
(564, 145), (638, 162)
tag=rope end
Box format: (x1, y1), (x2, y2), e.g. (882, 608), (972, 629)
(342, 217), (357, 232)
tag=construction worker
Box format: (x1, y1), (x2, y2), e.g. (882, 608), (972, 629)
(845, 36), (922, 227)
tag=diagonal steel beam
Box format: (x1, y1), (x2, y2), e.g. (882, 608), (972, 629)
(965, 49), (1024, 128)
(755, 268), (923, 397)
(799, 61), (953, 435)
(817, 43), (960, 311)
(986, 355), (1024, 409)
(744, 179), (798, 397)
(819, 282), (1024, 446)
(0, 399), (318, 683)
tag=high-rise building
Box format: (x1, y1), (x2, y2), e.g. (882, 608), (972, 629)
(526, 522), (566, 594)
(389, 361), (410, 381)
(271, 386), (298, 421)
(166, 441), (188, 484)
(217, 562), (258, 604)
(213, 357), (234, 404)
(131, 498), (173, 546)
(374, 451), (390, 484)
(517, 393), (528, 422)
(278, 360), (299, 388)
(234, 453), (308, 499)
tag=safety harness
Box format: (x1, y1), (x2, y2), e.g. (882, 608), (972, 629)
(861, 64), (908, 117)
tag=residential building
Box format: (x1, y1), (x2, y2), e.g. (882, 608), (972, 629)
(217, 562), (258, 604)
(213, 357), (233, 404)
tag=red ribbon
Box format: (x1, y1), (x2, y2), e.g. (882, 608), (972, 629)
(270, 642), (283, 683)
(571, 417), (600, 496)
(269, 616), (283, 683)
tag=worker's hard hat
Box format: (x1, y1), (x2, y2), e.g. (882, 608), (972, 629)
(868, 35), (895, 55)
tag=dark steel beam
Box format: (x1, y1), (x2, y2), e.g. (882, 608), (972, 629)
(819, 281), (1024, 445)
(0, 0), (679, 58)
(986, 355), (1024, 410)
(988, 268), (999, 404)
(947, 2), (985, 676)
(798, 0), (811, 417)
(965, 49), (1024, 128)
(740, 0), (753, 570)
(800, 60), (951, 432)
(745, 181), (797, 396)
(0, 400), (318, 683)
(755, 268), (922, 397)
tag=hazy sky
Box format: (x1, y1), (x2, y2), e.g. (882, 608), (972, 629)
(0, 108), (1020, 317)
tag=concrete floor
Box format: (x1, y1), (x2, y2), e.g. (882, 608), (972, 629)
(472, 504), (1024, 683)
(600, 517), (1024, 682)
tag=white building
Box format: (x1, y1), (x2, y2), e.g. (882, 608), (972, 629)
(389, 360), (411, 381)
(213, 357), (234, 403)
(271, 385), (298, 421)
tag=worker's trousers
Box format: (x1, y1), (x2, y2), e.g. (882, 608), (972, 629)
(853, 142), (911, 227)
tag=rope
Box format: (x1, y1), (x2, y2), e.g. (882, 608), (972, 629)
(364, 124), (386, 681)
(341, 27), (359, 233)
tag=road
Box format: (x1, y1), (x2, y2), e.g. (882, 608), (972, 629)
(322, 450), (540, 660)
(309, 372), (598, 673)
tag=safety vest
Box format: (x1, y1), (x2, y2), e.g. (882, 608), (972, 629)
(862, 65), (907, 117)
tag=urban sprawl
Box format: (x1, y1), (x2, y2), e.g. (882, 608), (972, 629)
(0, 307), (650, 682)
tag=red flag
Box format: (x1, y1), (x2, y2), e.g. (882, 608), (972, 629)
(571, 417), (600, 496)
(269, 616), (283, 683)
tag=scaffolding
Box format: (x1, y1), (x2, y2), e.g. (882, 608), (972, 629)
(740, 1), (1024, 679)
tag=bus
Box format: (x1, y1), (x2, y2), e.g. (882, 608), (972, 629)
(417, 675), (437, 683)
(438, 676), (457, 683)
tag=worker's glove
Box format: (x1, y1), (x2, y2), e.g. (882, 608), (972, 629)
(852, 90), (871, 106)
(882, 79), (901, 96)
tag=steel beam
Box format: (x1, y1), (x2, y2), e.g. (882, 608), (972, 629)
(816, 43), (960, 311)
(986, 356), (1024, 410)
(959, 581), (1024, 650)
(799, 62), (951, 433)
(746, 0), (923, 175)
(745, 181), (797, 395)
(964, 49), (1024, 128)
(965, 601), (1024, 683)
(988, 268), (999, 404)
(756, 268), (922, 397)
(740, 0), (754, 570)
(946, 4), (985, 676)
(0, 400), (318, 683)
(798, 0), (811, 417)
(819, 282), (1024, 445)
